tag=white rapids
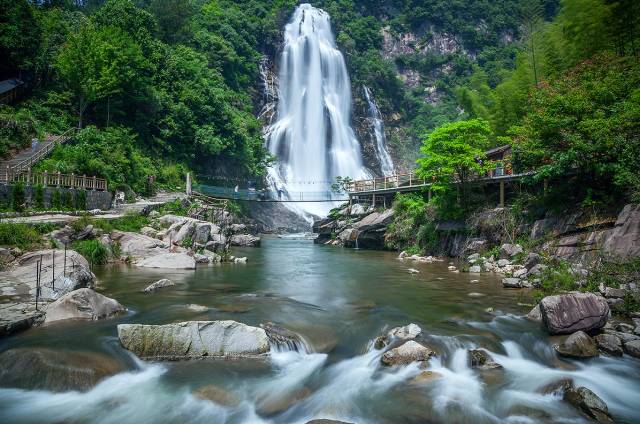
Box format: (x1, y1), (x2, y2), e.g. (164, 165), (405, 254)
(265, 3), (369, 218)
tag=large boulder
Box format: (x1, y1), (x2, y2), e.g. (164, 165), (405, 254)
(230, 234), (261, 247)
(602, 204), (640, 258)
(193, 223), (213, 244)
(500, 243), (523, 259)
(593, 334), (623, 356)
(174, 220), (197, 245)
(381, 340), (435, 366)
(554, 331), (599, 358)
(0, 249), (95, 302)
(0, 348), (124, 392)
(136, 253), (196, 270)
(354, 209), (395, 232)
(564, 386), (614, 424)
(117, 320), (270, 360)
(110, 230), (168, 260)
(44, 288), (124, 323)
(624, 339), (640, 358)
(539, 293), (609, 335)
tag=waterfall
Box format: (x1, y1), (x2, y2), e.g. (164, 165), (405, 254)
(265, 4), (368, 218)
(363, 86), (395, 176)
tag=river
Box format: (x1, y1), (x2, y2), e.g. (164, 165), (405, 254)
(1, 238), (639, 423)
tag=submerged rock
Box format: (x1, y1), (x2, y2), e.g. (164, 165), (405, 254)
(0, 348), (123, 392)
(144, 278), (175, 293)
(306, 420), (354, 424)
(117, 320), (270, 360)
(381, 340), (435, 366)
(374, 323), (421, 348)
(44, 288), (124, 323)
(409, 370), (442, 384)
(554, 331), (599, 358)
(193, 384), (240, 406)
(539, 292), (609, 335)
(468, 349), (502, 370)
(261, 322), (306, 352)
(502, 277), (522, 288)
(564, 386), (614, 424)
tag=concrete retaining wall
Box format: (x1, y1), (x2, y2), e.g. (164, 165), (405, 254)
(0, 184), (112, 211)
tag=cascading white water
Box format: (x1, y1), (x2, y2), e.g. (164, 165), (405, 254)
(363, 86), (395, 176)
(266, 3), (368, 218)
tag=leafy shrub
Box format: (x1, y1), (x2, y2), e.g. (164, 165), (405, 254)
(11, 182), (26, 212)
(92, 213), (149, 233)
(34, 184), (45, 210)
(61, 190), (73, 210)
(51, 190), (62, 210)
(76, 190), (87, 210)
(72, 239), (109, 265)
(0, 222), (43, 250)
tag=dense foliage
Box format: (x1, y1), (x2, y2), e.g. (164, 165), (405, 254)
(0, 0), (286, 193)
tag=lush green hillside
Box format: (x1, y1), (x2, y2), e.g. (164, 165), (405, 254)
(1, 0), (638, 205)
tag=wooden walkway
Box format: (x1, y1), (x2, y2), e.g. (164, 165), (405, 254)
(347, 170), (535, 207)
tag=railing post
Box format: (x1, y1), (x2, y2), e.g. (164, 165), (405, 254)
(71, 173), (75, 189)
(43, 170), (48, 186)
(92, 175), (97, 191)
(26, 168), (31, 186)
(82, 174), (86, 189)
(57, 171), (61, 187)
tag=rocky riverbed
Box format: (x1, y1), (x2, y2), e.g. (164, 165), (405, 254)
(0, 238), (638, 424)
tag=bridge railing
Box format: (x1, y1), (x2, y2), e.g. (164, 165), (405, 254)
(347, 161), (519, 194)
(7, 170), (107, 191)
(346, 172), (431, 193)
(194, 184), (345, 202)
(9, 128), (77, 176)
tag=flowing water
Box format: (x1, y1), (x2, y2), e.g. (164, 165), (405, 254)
(265, 4), (369, 218)
(1, 238), (639, 423)
(363, 86), (394, 176)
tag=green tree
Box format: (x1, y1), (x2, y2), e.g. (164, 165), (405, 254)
(0, 0), (42, 77)
(512, 54), (640, 205)
(417, 119), (492, 209)
(55, 23), (148, 128)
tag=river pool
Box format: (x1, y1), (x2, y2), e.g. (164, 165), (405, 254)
(1, 238), (639, 423)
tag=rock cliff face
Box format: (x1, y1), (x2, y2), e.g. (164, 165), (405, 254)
(314, 203), (640, 261)
(313, 206), (394, 249)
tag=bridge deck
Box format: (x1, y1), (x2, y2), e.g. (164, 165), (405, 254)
(347, 171), (534, 196)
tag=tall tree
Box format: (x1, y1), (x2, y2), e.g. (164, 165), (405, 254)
(417, 119), (492, 209)
(55, 23), (148, 128)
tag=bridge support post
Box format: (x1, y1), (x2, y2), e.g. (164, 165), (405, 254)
(186, 172), (192, 196)
(499, 181), (505, 207)
(428, 189), (432, 202)
(348, 194), (352, 214)
(372, 194), (376, 208)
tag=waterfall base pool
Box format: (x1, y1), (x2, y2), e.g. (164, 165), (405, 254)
(1, 238), (639, 423)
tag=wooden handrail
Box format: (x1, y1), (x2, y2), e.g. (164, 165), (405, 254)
(347, 160), (524, 194)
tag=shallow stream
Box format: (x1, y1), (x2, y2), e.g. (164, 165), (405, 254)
(1, 238), (639, 423)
